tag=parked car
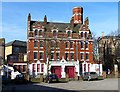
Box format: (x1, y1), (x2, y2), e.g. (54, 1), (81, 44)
(13, 73), (28, 84)
(45, 73), (59, 83)
(82, 72), (98, 81)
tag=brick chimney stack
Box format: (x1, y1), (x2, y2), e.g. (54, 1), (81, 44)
(72, 7), (83, 24)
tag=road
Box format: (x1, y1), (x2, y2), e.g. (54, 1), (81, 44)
(2, 78), (119, 92)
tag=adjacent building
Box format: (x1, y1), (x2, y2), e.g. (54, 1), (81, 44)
(27, 7), (99, 78)
(0, 38), (5, 72)
(5, 40), (27, 73)
(98, 35), (120, 75)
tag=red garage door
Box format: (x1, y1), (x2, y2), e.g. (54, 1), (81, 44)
(66, 66), (75, 78)
(51, 66), (61, 78)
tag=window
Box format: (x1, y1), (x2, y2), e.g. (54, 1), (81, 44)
(85, 42), (88, 49)
(40, 52), (43, 59)
(34, 52), (37, 59)
(35, 29), (38, 36)
(84, 64), (86, 72)
(81, 32), (84, 37)
(81, 41), (84, 49)
(23, 65), (26, 72)
(51, 52), (54, 60)
(66, 42), (68, 48)
(56, 53), (60, 60)
(37, 64), (40, 72)
(70, 53), (74, 60)
(53, 31), (57, 37)
(14, 47), (19, 53)
(85, 32), (87, 38)
(56, 42), (59, 48)
(41, 64), (44, 72)
(70, 42), (73, 48)
(39, 30), (42, 36)
(33, 64), (36, 72)
(40, 41), (43, 48)
(34, 41), (38, 47)
(86, 53), (89, 60)
(81, 53), (84, 60)
(51, 41), (54, 48)
(67, 31), (71, 37)
(65, 53), (69, 61)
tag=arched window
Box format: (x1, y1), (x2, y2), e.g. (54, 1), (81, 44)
(85, 42), (88, 49)
(40, 41), (43, 47)
(85, 32), (87, 38)
(35, 29), (38, 36)
(81, 41), (84, 49)
(67, 31), (71, 37)
(51, 41), (54, 48)
(39, 30), (42, 36)
(34, 41), (38, 47)
(81, 32), (84, 38)
(53, 30), (57, 37)
(56, 41), (59, 48)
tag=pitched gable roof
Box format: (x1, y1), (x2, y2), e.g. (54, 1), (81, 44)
(5, 40), (27, 47)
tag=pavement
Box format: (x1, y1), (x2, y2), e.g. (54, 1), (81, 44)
(2, 78), (119, 92)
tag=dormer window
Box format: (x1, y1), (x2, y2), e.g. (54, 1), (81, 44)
(67, 31), (71, 37)
(81, 32), (84, 38)
(35, 29), (38, 36)
(85, 32), (87, 38)
(39, 30), (42, 36)
(53, 30), (57, 37)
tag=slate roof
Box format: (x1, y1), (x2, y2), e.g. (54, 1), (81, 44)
(5, 40), (27, 47)
(30, 20), (81, 33)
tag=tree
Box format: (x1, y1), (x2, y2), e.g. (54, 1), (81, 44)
(92, 33), (99, 63)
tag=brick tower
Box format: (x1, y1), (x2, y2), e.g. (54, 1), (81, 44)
(73, 7), (83, 24)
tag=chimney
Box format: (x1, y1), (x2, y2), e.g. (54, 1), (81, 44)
(28, 13), (31, 21)
(72, 7), (83, 24)
(84, 17), (89, 26)
(44, 15), (47, 25)
(102, 32), (104, 38)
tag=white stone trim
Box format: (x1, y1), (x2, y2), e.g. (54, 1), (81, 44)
(65, 51), (69, 53)
(39, 51), (44, 52)
(66, 30), (72, 33)
(33, 51), (38, 52)
(51, 51), (54, 53)
(56, 51), (60, 53)
(13, 63), (27, 66)
(70, 51), (74, 53)
(51, 29), (58, 32)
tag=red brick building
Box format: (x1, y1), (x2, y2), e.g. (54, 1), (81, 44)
(27, 7), (94, 78)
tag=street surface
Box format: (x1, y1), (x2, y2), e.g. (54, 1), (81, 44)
(2, 78), (119, 92)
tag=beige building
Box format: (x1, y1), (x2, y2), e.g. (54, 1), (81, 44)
(0, 38), (5, 68)
(98, 36), (120, 76)
(5, 40), (27, 73)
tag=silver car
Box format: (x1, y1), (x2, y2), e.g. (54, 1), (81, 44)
(82, 72), (98, 81)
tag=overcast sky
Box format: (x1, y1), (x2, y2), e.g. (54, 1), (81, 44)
(1, 2), (118, 43)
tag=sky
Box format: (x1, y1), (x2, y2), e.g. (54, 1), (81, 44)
(1, 2), (118, 43)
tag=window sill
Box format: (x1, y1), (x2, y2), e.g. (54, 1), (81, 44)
(81, 48), (84, 50)
(40, 59), (44, 60)
(34, 47), (38, 48)
(40, 47), (43, 49)
(34, 59), (38, 60)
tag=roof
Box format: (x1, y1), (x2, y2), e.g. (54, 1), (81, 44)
(30, 20), (83, 33)
(98, 36), (120, 42)
(30, 20), (70, 32)
(5, 40), (27, 47)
